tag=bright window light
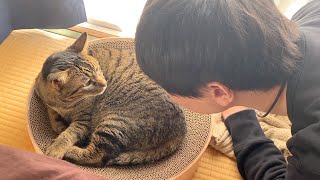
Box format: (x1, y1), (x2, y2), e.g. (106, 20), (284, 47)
(83, 0), (147, 37)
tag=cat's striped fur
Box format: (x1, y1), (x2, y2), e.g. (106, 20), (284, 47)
(35, 33), (186, 167)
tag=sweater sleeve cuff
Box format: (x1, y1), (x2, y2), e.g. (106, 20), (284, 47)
(224, 109), (269, 152)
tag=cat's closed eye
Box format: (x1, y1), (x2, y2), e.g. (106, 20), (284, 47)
(84, 80), (91, 87)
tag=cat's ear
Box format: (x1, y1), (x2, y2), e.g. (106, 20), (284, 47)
(68, 32), (88, 53)
(47, 71), (69, 91)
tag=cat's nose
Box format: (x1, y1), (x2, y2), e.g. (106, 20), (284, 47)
(96, 78), (107, 87)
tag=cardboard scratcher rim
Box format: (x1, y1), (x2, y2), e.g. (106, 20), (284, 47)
(26, 37), (212, 180)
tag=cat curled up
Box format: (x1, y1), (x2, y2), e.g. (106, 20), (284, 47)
(35, 33), (186, 167)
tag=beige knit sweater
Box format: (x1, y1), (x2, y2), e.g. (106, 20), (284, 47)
(209, 112), (292, 159)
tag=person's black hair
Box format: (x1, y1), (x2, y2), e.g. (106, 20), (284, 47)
(135, 0), (301, 97)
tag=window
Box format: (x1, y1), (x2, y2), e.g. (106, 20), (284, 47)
(82, 0), (312, 37)
(274, 0), (313, 18)
(83, 0), (147, 37)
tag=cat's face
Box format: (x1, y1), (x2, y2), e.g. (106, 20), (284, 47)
(41, 33), (107, 103)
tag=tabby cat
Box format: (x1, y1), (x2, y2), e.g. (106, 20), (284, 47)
(35, 33), (186, 166)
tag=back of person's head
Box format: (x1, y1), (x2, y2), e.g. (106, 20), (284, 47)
(135, 0), (301, 97)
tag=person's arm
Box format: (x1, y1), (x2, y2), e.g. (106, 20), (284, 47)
(224, 1), (320, 179)
(0, 145), (107, 180)
(224, 109), (287, 179)
(285, 121), (320, 179)
(225, 109), (320, 180)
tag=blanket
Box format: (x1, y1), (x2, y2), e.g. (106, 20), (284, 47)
(210, 112), (292, 159)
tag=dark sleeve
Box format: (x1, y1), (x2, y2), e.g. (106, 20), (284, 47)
(0, 0), (87, 43)
(291, 0), (320, 26)
(0, 0), (13, 43)
(8, 0), (87, 29)
(286, 121), (320, 179)
(224, 110), (287, 180)
(225, 110), (320, 180)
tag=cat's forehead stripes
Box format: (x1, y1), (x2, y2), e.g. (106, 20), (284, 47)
(42, 51), (97, 79)
(42, 53), (74, 79)
(76, 60), (96, 75)
(55, 52), (95, 70)
(84, 54), (99, 67)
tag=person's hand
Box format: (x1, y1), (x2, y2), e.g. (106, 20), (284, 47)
(222, 106), (250, 120)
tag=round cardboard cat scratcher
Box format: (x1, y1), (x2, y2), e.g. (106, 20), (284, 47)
(27, 38), (212, 180)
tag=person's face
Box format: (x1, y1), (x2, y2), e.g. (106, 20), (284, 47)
(170, 95), (228, 114)
(169, 82), (234, 114)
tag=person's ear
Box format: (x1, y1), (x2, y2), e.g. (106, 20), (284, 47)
(205, 82), (234, 107)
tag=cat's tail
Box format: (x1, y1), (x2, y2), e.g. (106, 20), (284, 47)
(106, 137), (184, 165)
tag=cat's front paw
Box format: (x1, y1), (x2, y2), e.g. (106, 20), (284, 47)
(51, 120), (68, 134)
(47, 108), (69, 134)
(45, 140), (69, 159)
(64, 146), (81, 161)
